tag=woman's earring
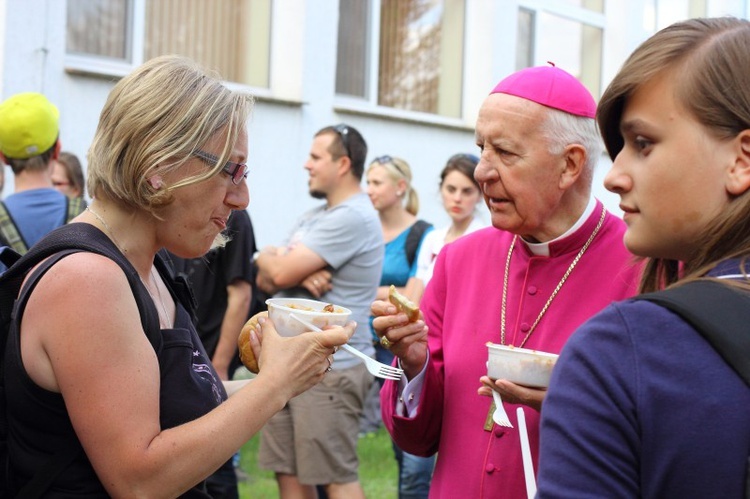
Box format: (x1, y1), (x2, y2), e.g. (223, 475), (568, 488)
(149, 176), (164, 190)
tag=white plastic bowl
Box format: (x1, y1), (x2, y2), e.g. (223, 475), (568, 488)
(486, 342), (559, 388)
(266, 298), (351, 337)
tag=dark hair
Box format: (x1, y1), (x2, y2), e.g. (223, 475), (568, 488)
(440, 153), (480, 190)
(6, 139), (58, 175)
(315, 123), (368, 180)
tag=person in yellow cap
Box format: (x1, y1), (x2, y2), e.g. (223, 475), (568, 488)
(0, 92), (84, 271)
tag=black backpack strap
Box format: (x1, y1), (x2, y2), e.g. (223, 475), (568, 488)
(0, 223), (162, 353)
(0, 247), (21, 270)
(0, 202), (28, 255)
(405, 220), (432, 267)
(14, 446), (80, 499)
(636, 280), (750, 386)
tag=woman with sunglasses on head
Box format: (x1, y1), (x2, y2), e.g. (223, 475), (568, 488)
(2, 55), (352, 497)
(536, 17), (750, 498)
(413, 153), (486, 303)
(365, 154), (435, 499)
(366, 155), (433, 359)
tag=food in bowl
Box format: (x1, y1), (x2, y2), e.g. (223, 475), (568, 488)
(486, 342), (559, 388)
(266, 298), (351, 337)
(286, 303), (337, 313)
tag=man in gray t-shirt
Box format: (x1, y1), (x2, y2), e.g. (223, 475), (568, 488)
(255, 124), (382, 499)
(274, 193), (382, 365)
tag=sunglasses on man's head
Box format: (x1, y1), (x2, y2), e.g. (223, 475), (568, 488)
(333, 124), (352, 159)
(193, 150), (249, 185)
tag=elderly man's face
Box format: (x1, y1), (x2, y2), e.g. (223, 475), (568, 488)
(474, 93), (568, 243)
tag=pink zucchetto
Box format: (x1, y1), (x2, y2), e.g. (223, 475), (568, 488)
(490, 63), (596, 118)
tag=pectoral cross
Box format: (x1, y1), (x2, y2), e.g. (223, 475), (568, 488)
(483, 401), (496, 431)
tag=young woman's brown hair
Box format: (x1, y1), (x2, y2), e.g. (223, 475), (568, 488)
(598, 17), (750, 292)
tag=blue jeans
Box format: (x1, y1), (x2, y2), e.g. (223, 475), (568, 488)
(375, 342), (435, 498)
(394, 445), (435, 499)
(374, 343), (395, 387)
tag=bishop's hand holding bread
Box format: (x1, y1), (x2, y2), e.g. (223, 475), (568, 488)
(388, 285), (420, 322)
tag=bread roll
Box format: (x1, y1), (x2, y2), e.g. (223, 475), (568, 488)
(388, 285), (420, 323)
(237, 311), (268, 374)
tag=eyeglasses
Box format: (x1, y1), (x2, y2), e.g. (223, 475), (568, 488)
(333, 124), (352, 159)
(374, 155), (407, 177)
(193, 150), (249, 185)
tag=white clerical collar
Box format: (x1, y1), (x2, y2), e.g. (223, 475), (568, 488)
(523, 197), (597, 257)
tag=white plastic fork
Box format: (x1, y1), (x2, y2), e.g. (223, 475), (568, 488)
(491, 391), (513, 428)
(290, 313), (404, 381)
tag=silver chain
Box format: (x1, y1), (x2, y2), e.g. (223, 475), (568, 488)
(86, 206), (173, 329)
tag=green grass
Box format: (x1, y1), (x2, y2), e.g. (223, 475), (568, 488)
(237, 427), (398, 498)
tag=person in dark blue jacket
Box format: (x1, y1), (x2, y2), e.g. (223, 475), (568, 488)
(535, 17), (750, 498)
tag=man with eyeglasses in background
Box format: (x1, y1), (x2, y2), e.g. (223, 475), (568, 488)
(255, 123), (383, 499)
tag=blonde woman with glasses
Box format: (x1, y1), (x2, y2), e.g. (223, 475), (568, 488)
(1, 55), (351, 497)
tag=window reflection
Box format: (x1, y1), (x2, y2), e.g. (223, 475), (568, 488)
(556, 0), (605, 12)
(66, 0), (130, 61)
(336, 0), (466, 118)
(66, 0), (271, 88)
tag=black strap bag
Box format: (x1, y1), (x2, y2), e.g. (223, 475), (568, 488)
(636, 280), (750, 498)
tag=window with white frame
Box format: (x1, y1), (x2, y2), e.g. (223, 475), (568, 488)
(646, 0), (748, 30)
(516, 1), (604, 98)
(336, 0), (466, 118)
(66, 0), (271, 88)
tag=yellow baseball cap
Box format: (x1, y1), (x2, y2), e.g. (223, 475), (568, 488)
(0, 92), (60, 159)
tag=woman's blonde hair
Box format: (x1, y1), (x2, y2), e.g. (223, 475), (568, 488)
(597, 17), (750, 292)
(367, 155), (420, 215)
(87, 55), (253, 213)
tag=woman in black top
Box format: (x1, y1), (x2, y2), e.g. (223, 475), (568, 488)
(5, 55), (352, 497)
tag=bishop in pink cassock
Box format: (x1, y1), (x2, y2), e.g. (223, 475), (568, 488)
(372, 65), (642, 498)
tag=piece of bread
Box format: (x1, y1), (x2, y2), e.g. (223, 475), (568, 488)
(388, 285), (420, 323)
(237, 311), (268, 374)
